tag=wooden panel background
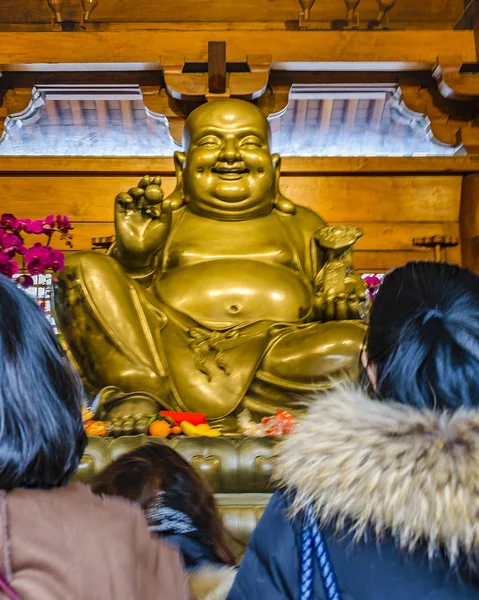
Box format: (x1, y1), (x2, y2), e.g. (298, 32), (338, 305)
(0, 173), (462, 273)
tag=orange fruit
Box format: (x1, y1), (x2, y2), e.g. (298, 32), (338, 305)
(171, 425), (182, 435)
(149, 420), (171, 437)
(85, 420), (108, 437)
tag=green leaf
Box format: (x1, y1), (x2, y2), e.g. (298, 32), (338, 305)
(147, 414), (159, 428)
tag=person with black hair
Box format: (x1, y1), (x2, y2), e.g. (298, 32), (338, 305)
(0, 275), (188, 600)
(228, 261), (479, 600)
(91, 443), (237, 600)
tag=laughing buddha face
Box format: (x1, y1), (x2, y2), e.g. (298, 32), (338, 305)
(177, 99), (279, 220)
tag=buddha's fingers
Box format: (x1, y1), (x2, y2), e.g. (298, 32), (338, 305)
(323, 294), (336, 322)
(346, 293), (361, 319)
(335, 293), (349, 320)
(160, 200), (172, 222)
(115, 192), (134, 212)
(127, 186), (146, 210)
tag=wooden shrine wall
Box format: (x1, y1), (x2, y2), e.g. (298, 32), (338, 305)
(0, 161), (464, 273)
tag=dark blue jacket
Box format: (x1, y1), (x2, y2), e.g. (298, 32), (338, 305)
(228, 386), (479, 600)
(228, 491), (479, 600)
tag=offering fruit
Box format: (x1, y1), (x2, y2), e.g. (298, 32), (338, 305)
(237, 408), (295, 437)
(149, 420), (171, 438)
(171, 425), (182, 435)
(180, 421), (221, 438)
(262, 410), (295, 435)
(84, 420), (108, 437)
(160, 411), (207, 426)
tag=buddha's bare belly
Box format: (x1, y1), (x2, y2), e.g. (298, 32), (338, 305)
(155, 259), (313, 328)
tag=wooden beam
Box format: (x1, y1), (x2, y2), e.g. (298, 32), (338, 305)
(344, 98), (358, 133)
(208, 41), (226, 95)
(94, 99), (108, 130)
(0, 0), (465, 27)
(69, 100), (84, 126)
(0, 156), (476, 174)
(119, 99), (134, 131)
(0, 20), (468, 33)
(0, 31), (474, 69)
(293, 100), (308, 140)
(370, 97), (386, 130)
(319, 99), (333, 134)
(473, 0), (479, 61)
(45, 99), (59, 125)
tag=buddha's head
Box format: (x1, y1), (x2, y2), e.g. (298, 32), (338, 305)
(175, 99), (280, 220)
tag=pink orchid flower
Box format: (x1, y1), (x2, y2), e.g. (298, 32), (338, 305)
(0, 252), (20, 278)
(0, 214), (18, 231)
(0, 233), (25, 258)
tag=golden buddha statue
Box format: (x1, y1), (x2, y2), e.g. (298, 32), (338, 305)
(53, 99), (367, 434)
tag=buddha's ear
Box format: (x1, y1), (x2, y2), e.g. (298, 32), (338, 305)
(272, 152), (280, 172)
(165, 151), (186, 210)
(174, 151), (186, 183)
(272, 153), (296, 215)
(272, 153), (281, 195)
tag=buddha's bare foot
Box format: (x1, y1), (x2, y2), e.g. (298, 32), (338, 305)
(108, 398), (162, 436)
(93, 387), (165, 437)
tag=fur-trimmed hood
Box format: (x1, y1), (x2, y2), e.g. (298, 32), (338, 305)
(188, 565), (237, 600)
(274, 386), (479, 563)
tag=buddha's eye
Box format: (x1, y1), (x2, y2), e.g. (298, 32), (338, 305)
(197, 136), (221, 148)
(240, 136), (264, 149)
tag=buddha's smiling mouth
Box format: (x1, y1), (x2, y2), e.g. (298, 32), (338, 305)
(212, 165), (249, 180)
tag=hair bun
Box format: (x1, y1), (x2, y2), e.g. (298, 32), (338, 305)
(422, 308), (444, 326)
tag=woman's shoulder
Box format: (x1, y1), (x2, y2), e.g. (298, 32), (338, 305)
(245, 490), (300, 558)
(261, 490), (298, 528)
(9, 482), (147, 530)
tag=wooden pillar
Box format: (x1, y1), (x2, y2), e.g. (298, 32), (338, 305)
(460, 174), (479, 272)
(473, 0), (479, 60)
(208, 41), (227, 95)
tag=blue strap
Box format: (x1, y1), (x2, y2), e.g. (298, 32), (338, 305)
(300, 507), (342, 600)
(300, 518), (314, 600)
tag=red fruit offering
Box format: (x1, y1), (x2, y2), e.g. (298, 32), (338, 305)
(160, 411), (207, 426)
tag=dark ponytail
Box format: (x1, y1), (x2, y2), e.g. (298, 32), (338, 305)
(365, 262), (479, 411)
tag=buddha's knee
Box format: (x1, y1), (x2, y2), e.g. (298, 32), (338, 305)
(261, 321), (366, 385)
(59, 252), (133, 303)
(116, 368), (168, 397)
(61, 251), (122, 281)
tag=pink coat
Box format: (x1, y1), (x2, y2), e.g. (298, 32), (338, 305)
(0, 483), (188, 600)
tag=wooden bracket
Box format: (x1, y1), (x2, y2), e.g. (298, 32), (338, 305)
(399, 81), (479, 153)
(0, 88), (36, 141)
(142, 79), (290, 146)
(433, 58), (479, 101)
(160, 44), (271, 104)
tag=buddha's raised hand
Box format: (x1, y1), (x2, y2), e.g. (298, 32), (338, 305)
(114, 175), (172, 271)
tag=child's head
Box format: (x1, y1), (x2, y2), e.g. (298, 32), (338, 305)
(91, 442), (235, 565)
(363, 261), (479, 410)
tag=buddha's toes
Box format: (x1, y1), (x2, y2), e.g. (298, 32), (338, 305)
(105, 396), (164, 437)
